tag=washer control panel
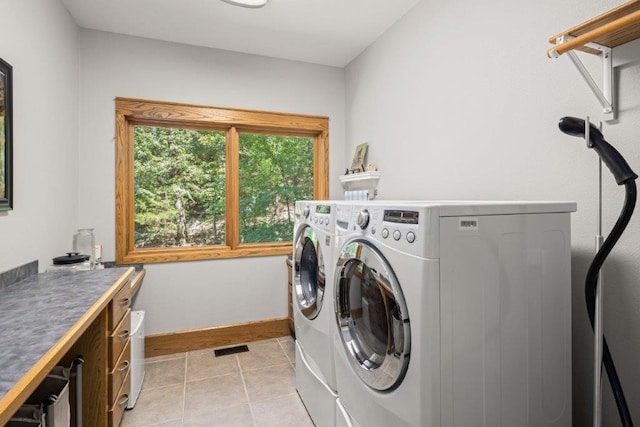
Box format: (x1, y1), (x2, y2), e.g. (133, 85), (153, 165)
(355, 209), (370, 229)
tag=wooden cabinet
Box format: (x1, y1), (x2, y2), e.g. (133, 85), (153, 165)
(108, 282), (132, 332)
(286, 257), (294, 336)
(108, 340), (130, 403)
(107, 280), (132, 426)
(59, 274), (133, 427)
(0, 268), (140, 427)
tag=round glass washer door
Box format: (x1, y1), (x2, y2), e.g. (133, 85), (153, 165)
(334, 239), (411, 391)
(294, 225), (325, 319)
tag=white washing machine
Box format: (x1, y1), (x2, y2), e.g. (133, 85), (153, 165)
(336, 397), (357, 427)
(333, 201), (576, 427)
(293, 200), (338, 426)
(331, 200), (358, 427)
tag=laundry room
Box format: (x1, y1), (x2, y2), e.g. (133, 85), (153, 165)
(1, 0), (640, 426)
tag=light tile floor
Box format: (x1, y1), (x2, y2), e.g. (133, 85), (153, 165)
(121, 336), (313, 427)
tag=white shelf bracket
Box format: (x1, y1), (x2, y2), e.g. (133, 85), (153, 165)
(554, 35), (614, 119)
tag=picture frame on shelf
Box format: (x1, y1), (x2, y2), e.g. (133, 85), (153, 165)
(349, 142), (368, 173)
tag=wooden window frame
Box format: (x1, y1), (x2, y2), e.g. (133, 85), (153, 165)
(115, 97), (329, 264)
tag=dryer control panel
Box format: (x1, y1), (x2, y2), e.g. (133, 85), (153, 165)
(383, 209), (419, 224)
(348, 204), (438, 259)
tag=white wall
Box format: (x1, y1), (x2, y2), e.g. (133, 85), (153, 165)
(5, 1), (638, 423)
(77, 30), (345, 335)
(0, 0), (79, 272)
(345, 0), (640, 424)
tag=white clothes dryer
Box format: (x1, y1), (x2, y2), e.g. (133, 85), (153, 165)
(333, 201), (576, 427)
(293, 200), (338, 426)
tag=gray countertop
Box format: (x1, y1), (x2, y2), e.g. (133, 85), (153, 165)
(0, 267), (133, 403)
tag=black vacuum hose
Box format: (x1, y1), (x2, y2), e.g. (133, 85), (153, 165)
(558, 116), (637, 426)
(584, 180), (636, 427)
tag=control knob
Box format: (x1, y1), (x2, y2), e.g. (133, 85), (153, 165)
(356, 209), (370, 229)
(303, 206), (310, 218)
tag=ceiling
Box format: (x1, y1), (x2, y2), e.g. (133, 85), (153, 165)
(61, 0), (421, 67)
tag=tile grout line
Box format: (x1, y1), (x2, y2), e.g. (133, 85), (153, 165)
(130, 339), (301, 426)
(237, 353), (257, 427)
(279, 337), (295, 368)
(181, 352), (188, 426)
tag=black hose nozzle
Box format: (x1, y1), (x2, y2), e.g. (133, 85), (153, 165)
(559, 115), (637, 426)
(558, 117), (638, 185)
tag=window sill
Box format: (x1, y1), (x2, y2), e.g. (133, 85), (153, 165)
(118, 244), (292, 264)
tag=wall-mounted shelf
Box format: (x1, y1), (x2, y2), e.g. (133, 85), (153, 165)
(547, 0), (640, 119)
(339, 171), (381, 200)
(548, 1), (640, 57)
(339, 171), (381, 190)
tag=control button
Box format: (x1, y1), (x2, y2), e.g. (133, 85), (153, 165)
(324, 217), (330, 225)
(381, 228), (389, 239)
(314, 217), (318, 223)
(356, 210), (370, 229)
(371, 226), (376, 235)
(393, 230), (401, 241)
(406, 232), (416, 243)
(303, 206), (310, 218)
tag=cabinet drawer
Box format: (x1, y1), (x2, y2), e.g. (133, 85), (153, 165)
(109, 309), (131, 367)
(109, 280), (132, 332)
(109, 339), (131, 404)
(108, 369), (131, 427)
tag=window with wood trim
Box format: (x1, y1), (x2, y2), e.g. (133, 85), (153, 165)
(115, 98), (329, 264)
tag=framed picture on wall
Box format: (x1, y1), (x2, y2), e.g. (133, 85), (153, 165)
(0, 57), (12, 211)
(350, 142), (368, 173)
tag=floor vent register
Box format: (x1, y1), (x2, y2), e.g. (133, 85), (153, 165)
(214, 345), (249, 357)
